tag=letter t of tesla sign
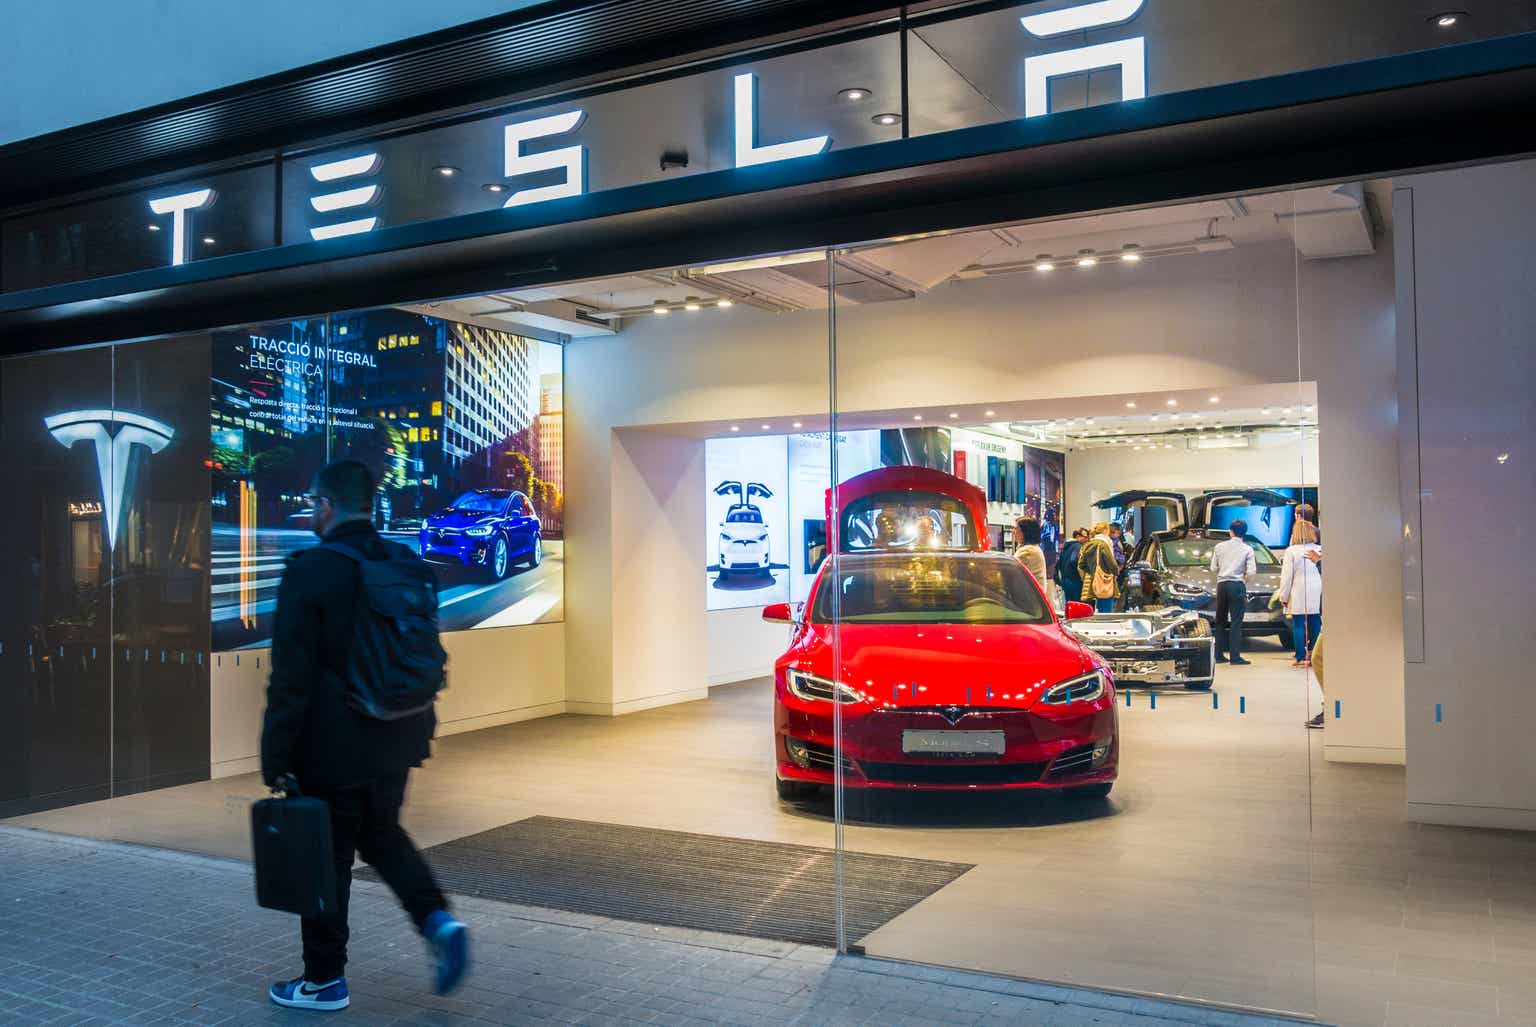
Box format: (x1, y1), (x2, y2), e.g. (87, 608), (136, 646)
(1021, 0), (1148, 118)
(45, 410), (175, 552)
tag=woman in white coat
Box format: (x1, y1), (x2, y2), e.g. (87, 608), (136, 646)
(1276, 520), (1323, 666)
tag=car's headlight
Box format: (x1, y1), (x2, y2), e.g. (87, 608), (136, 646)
(755, 531), (769, 542)
(1039, 670), (1107, 706)
(719, 532), (731, 542)
(1169, 580), (1212, 598)
(786, 668), (865, 704)
(465, 525), (493, 537)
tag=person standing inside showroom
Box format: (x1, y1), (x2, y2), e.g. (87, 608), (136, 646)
(1209, 518), (1257, 665)
(261, 459), (468, 1011)
(1056, 527), (1089, 609)
(1014, 516), (1048, 586)
(1276, 520), (1323, 667)
(1079, 522), (1121, 613)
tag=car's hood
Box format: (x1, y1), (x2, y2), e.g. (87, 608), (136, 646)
(1167, 566), (1282, 592)
(1067, 609), (1198, 642)
(792, 622), (1094, 709)
(426, 509), (499, 529)
(720, 522), (768, 539)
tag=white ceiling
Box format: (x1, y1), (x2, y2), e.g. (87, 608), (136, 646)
(418, 180), (1390, 339)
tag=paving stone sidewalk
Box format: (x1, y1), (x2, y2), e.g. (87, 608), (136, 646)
(0, 826), (1304, 1026)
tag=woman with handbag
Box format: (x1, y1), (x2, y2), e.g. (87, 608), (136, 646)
(1078, 521), (1121, 613)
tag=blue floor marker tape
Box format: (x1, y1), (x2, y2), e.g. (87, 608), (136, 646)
(1213, 691), (1220, 711)
(1239, 696), (1246, 714)
(1150, 692), (1157, 710)
(1125, 691), (1132, 707)
(1435, 703), (1443, 723)
(1335, 699), (1341, 719)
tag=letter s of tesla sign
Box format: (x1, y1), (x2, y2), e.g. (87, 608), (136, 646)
(1021, 0), (1147, 118)
(45, 410), (175, 551)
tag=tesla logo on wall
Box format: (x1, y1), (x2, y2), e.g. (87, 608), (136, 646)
(45, 410), (176, 550)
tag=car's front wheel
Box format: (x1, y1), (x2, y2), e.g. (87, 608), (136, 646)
(776, 777), (820, 801)
(525, 534), (543, 569)
(1063, 782), (1113, 800)
(489, 537), (510, 581)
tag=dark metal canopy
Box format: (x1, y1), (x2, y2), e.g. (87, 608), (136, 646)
(0, 0), (897, 210)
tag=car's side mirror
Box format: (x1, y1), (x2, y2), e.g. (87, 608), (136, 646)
(1065, 601), (1096, 621)
(762, 602), (798, 625)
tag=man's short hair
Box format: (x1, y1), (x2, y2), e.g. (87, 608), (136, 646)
(1229, 518), (1248, 539)
(313, 459), (376, 516)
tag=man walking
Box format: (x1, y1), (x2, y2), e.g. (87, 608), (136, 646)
(1208, 518), (1257, 666)
(261, 459), (468, 1011)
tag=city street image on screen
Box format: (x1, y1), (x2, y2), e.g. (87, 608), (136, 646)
(210, 309), (564, 650)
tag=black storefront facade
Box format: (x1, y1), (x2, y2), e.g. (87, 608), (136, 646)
(4, 2), (1536, 1020)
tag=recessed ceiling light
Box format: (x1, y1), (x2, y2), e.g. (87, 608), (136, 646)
(716, 298), (734, 308)
(948, 412), (959, 419)
(483, 183), (507, 193)
(1166, 399), (1178, 407)
(1035, 261), (1056, 272)
(147, 223), (161, 232)
(684, 297), (702, 311)
(839, 87), (871, 101)
(729, 425), (740, 432)
(792, 421), (803, 429)
(1431, 11), (1465, 28)
(913, 414), (923, 421)
(761, 424), (772, 430)
(1208, 395), (1220, 403)
(1125, 401), (1137, 409)
(433, 165), (459, 177)
(202, 237), (216, 245)
(1121, 244), (1143, 263)
(984, 410), (996, 416)
(872, 112), (903, 126)
(653, 300), (670, 315)
(1077, 250), (1099, 268)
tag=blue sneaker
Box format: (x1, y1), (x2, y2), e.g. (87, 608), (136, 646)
(423, 910), (469, 995)
(269, 976), (349, 1011)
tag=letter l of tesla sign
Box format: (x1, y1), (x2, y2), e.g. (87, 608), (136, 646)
(46, 410), (175, 551)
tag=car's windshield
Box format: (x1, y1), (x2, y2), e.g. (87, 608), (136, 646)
(812, 554), (1051, 625)
(726, 509), (762, 524)
(449, 491), (508, 513)
(1161, 537), (1278, 568)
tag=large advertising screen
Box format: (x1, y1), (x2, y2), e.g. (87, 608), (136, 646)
(210, 310), (563, 650)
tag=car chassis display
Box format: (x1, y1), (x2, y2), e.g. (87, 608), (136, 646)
(1065, 608), (1215, 690)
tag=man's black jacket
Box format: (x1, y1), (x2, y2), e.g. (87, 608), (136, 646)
(260, 519), (436, 790)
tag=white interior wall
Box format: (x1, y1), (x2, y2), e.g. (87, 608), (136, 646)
(708, 607), (790, 686)
(1396, 158), (1536, 830)
(565, 239), (1403, 760)
(209, 623), (565, 779)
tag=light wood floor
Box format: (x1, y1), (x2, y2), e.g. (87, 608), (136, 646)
(10, 641), (1536, 1026)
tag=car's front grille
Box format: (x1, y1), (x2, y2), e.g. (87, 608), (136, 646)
(1246, 593), (1273, 612)
(1048, 744), (1098, 776)
(857, 761), (1048, 785)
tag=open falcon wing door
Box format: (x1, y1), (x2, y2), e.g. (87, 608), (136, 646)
(713, 480), (745, 505)
(1189, 488), (1295, 529)
(827, 466), (989, 554)
(1093, 490), (1189, 533)
(745, 482), (774, 504)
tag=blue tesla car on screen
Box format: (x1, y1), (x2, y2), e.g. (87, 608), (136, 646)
(420, 488), (542, 580)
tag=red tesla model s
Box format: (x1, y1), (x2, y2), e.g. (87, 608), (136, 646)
(764, 466), (1118, 798)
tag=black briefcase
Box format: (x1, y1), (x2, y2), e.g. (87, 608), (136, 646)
(251, 779), (338, 918)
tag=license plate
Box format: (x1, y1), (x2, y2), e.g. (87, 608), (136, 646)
(902, 730), (1006, 757)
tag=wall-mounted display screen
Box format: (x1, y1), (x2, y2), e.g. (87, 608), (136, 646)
(210, 310), (563, 650)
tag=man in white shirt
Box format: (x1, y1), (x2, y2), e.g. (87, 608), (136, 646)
(1208, 519), (1258, 666)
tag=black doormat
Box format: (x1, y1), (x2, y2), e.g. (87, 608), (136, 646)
(364, 816), (973, 947)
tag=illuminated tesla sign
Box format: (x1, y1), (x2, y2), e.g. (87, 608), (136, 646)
(45, 410), (176, 550)
(1021, 0), (1147, 118)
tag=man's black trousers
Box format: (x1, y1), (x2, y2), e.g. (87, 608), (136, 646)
(1214, 580), (1248, 662)
(301, 771), (447, 982)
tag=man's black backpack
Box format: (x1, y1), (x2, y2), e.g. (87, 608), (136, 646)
(323, 540), (448, 720)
